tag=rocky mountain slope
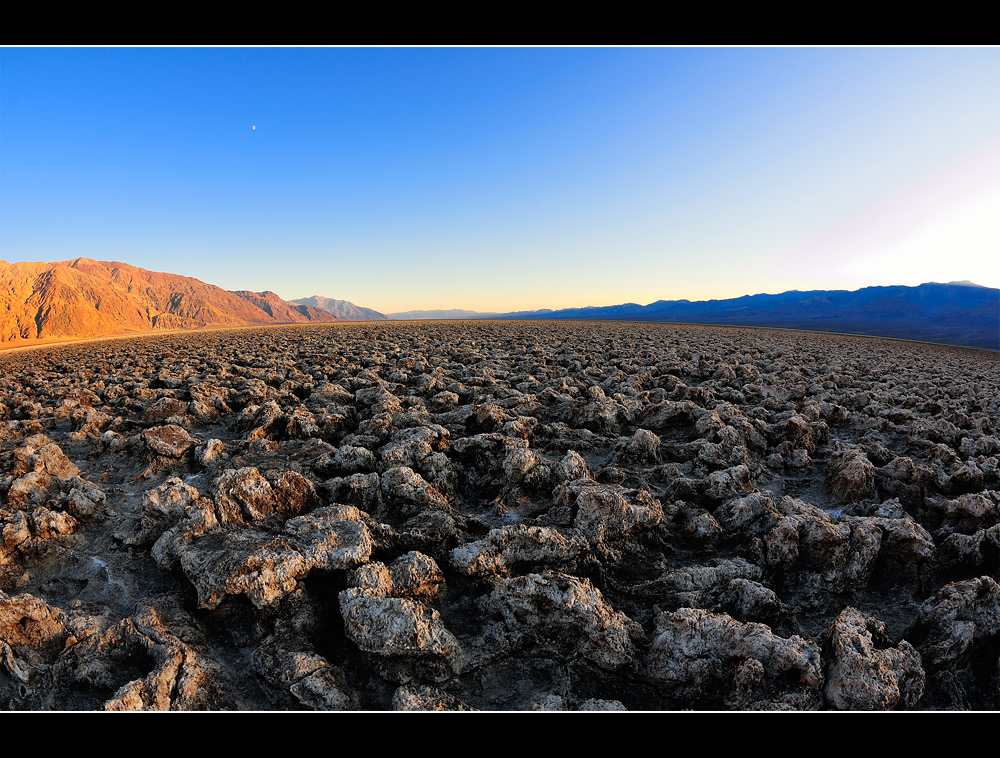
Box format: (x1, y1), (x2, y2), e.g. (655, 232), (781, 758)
(290, 296), (388, 321)
(0, 259), (338, 345)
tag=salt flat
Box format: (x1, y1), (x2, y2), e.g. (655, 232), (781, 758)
(1, 320), (998, 710)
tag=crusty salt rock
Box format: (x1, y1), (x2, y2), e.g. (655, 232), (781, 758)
(694, 409), (725, 440)
(552, 450), (592, 483)
(377, 426), (445, 471)
(692, 439), (749, 470)
(273, 471), (321, 519)
(530, 694), (567, 710)
(823, 607), (924, 710)
(331, 445), (378, 475)
(232, 401), (286, 441)
(879, 456), (918, 482)
(938, 525), (1000, 571)
(0, 510), (32, 566)
(471, 402), (512, 431)
(141, 424), (198, 460)
(6, 471), (55, 508)
(485, 571), (636, 671)
(713, 491), (781, 536)
(3, 316), (1000, 710)
(289, 664), (358, 710)
(578, 698), (627, 711)
(169, 530), (309, 609)
(909, 417), (962, 447)
(124, 477), (204, 546)
(188, 399), (220, 423)
(389, 551), (445, 601)
(767, 414), (824, 454)
(189, 380), (230, 406)
(70, 407), (113, 437)
(340, 594), (464, 683)
(622, 428), (661, 462)
(759, 497), (890, 601)
(501, 447), (550, 490)
(233, 378), (268, 408)
(326, 472), (382, 512)
(645, 607), (822, 706)
(11, 437), (80, 485)
(140, 397), (189, 425)
(702, 464), (753, 501)
(449, 432), (529, 470)
(911, 575), (1000, 670)
(430, 390), (459, 408)
(959, 435), (1000, 458)
(451, 524), (588, 577)
(417, 451), (458, 497)
(635, 558), (782, 622)
(282, 506), (375, 571)
(29, 506), (77, 540)
(55, 600), (224, 711)
(379, 466), (451, 518)
(309, 381), (355, 407)
(339, 554), (463, 684)
(500, 415), (538, 440)
(285, 406), (320, 439)
(572, 394), (624, 433)
(861, 515), (936, 572)
(160, 505), (373, 609)
(642, 399), (698, 429)
(719, 577), (782, 625)
(350, 552), (445, 601)
(645, 558), (779, 624)
(827, 443), (876, 503)
(552, 479), (663, 545)
(212, 467), (277, 526)
(680, 506), (723, 546)
(64, 476), (106, 518)
(251, 642), (359, 710)
(354, 385), (403, 417)
(195, 438), (226, 465)
(0, 591), (69, 681)
(948, 461), (984, 494)
(392, 684), (475, 711)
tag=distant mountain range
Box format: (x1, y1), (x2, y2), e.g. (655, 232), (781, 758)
(0, 258), (338, 345)
(2, 260), (996, 351)
(503, 281), (1000, 351)
(387, 308), (500, 320)
(290, 296), (389, 321)
(387, 281), (1000, 351)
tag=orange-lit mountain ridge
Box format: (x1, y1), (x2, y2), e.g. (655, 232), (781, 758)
(0, 258), (338, 345)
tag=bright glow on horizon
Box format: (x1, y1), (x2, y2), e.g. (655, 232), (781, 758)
(2, 47), (998, 314)
(773, 137), (1000, 295)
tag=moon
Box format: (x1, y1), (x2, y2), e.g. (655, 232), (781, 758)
(252, 125), (256, 130)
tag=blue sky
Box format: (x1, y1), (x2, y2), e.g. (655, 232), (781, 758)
(2, 46), (998, 313)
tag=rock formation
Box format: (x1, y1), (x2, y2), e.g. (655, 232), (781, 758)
(1, 320), (998, 710)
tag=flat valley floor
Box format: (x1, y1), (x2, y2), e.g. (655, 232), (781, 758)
(1, 320), (999, 710)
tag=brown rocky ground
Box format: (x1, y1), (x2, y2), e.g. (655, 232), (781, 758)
(1, 321), (998, 711)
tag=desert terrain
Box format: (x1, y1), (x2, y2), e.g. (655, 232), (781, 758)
(1, 320), (998, 711)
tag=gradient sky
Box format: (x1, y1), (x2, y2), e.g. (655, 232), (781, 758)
(2, 46), (998, 314)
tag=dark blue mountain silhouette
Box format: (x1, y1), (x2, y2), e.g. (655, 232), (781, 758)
(499, 282), (1000, 351)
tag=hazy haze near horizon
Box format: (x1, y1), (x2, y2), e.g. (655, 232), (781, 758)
(2, 46), (998, 313)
